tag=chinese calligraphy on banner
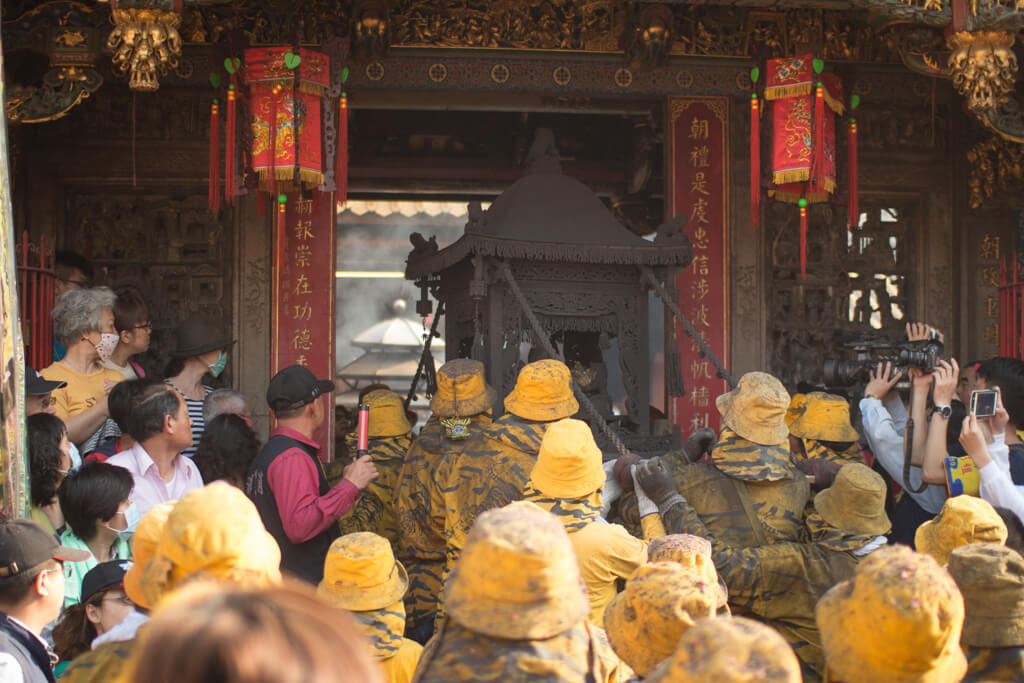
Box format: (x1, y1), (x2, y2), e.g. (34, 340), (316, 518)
(272, 194), (336, 458)
(667, 97), (729, 433)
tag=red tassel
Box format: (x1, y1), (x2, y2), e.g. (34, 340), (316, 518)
(813, 83), (826, 192)
(337, 94), (348, 204)
(269, 85), (281, 196)
(799, 199), (808, 280)
(847, 118), (858, 229)
(208, 100), (220, 215)
(750, 94), (760, 229)
(224, 83), (237, 204)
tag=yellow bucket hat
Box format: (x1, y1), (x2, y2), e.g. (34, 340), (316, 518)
(948, 542), (1024, 648)
(529, 418), (605, 499)
(815, 544), (967, 683)
(715, 371), (790, 446)
(710, 427), (793, 482)
(444, 501), (589, 640)
(915, 495), (1007, 566)
(646, 616), (802, 683)
(430, 359), (496, 417)
(362, 389), (411, 438)
(788, 392), (859, 442)
(504, 359), (579, 422)
(142, 482), (282, 608)
(317, 532), (409, 612)
(647, 534), (728, 609)
(123, 501), (176, 610)
(813, 463), (891, 536)
(785, 393), (808, 427)
(604, 562), (718, 677)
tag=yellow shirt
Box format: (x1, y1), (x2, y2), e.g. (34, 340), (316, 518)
(41, 362), (123, 421)
(568, 521), (648, 626)
(379, 638), (423, 683)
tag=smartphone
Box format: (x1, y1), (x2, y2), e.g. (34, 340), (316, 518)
(971, 389), (998, 418)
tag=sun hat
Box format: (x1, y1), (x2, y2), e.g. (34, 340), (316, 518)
(604, 562), (718, 677)
(528, 418), (605, 499)
(141, 483), (282, 608)
(947, 542), (1024, 648)
(645, 616), (802, 682)
(813, 463), (891, 536)
(317, 532), (409, 612)
(503, 359), (579, 422)
(915, 495), (1007, 566)
(788, 392), (859, 442)
(124, 501), (175, 609)
(815, 544), (967, 683)
(430, 359), (496, 417)
(647, 534), (728, 610)
(362, 389), (412, 438)
(785, 393), (808, 427)
(169, 317), (234, 358)
(444, 501), (589, 640)
(715, 372), (790, 446)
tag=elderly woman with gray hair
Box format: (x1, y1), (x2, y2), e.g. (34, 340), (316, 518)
(42, 287), (124, 447)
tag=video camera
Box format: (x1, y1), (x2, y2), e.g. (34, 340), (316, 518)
(823, 337), (945, 387)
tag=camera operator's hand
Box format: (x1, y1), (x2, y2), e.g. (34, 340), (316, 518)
(865, 361), (902, 400)
(906, 322), (944, 343)
(992, 386), (1010, 436)
(960, 413), (992, 467)
(932, 358), (960, 407)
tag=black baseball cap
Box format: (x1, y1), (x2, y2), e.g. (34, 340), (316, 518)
(0, 519), (89, 582)
(266, 365), (335, 411)
(25, 367), (65, 396)
(81, 560), (130, 604)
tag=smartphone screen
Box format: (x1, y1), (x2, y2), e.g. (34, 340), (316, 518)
(971, 389), (998, 418)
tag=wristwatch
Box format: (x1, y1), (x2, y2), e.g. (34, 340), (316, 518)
(932, 404), (952, 419)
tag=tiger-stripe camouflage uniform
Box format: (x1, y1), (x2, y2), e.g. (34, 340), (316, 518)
(336, 430), (412, 544)
(395, 413), (491, 635)
(638, 461), (892, 678)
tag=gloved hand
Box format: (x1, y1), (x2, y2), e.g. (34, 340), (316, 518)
(795, 457), (842, 491)
(600, 459), (624, 518)
(631, 465), (659, 517)
(634, 459), (678, 508)
(682, 427), (717, 463)
(613, 452), (641, 492)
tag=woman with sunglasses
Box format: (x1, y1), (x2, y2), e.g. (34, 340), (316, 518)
(52, 560), (135, 676)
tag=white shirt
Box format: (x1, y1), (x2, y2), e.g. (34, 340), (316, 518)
(978, 433), (1024, 524)
(859, 396), (948, 515)
(106, 442), (203, 518)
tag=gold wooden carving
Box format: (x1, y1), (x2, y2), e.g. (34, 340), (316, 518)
(967, 136), (1024, 208)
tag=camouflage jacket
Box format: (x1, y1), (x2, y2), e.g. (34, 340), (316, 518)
(336, 432), (413, 545)
(964, 646), (1024, 682)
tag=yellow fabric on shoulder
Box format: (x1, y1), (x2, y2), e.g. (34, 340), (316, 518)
(640, 513), (666, 540)
(380, 638), (423, 683)
(60, 639), (137, 683)
(41, 362), (123, 421)
(568, 521), (648, 626)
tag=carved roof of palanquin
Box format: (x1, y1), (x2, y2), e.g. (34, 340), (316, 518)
(405, 128), (691, 279)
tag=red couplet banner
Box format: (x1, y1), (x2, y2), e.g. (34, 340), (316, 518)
(271, 193), (337, 458)
(667, 97), (730, 434)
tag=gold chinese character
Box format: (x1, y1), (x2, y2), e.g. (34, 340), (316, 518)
(981, 267), (999, 288)
(690, 172), (710, 196)
(690, 145), (710, 168)
(295, 354), (309, 366)
(293, 301), (313, 321)
(986, 295), (1000, 319)
(692, 224), (710, 250)
(294, 220), (315, 241)
(690, 197), (710, 226)
(689, 118), (709, 140)
(295, 198), (314, 216)
(693, 254), (710, 276)
(292, 328), (313, 351)
(984, 323), (999, 343)
(295, 244), (312, 268)
(689, 412), (709, 430)
(692, 278), (711, 301)
(691, 303), (710, 328)
(294, 274), (313, 295)
(979, 234), (1000, 261)
(691, 359), (712, 380)
(689, 385), (710, 407)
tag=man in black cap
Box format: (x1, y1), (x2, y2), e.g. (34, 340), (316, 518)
(0, 519), (89, 683)
(25, 367), (66, 418)
(245, 365), (378, 583)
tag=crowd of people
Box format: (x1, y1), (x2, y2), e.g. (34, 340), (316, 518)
(2, 268), (1024, 682)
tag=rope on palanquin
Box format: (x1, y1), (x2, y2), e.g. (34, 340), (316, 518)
(497, 261), (631, 458)
(640, 266), (736, 389)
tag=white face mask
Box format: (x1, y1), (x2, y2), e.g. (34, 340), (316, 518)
(91, 333), (119, 362)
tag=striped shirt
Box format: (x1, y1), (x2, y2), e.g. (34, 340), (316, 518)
(164, 381), (212, 459)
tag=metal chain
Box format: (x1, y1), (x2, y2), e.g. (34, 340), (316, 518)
(641, 266), (736, 389)
(406, 299), (445, 409)
(498, 262), (631, 457)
